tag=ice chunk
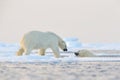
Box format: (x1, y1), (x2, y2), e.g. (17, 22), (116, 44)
(64, 37), (79, 41)
(64, 37), (82, 48)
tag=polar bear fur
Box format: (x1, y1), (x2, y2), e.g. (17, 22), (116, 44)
(16, 31), (67, 58)
(74, 49), (96, 57)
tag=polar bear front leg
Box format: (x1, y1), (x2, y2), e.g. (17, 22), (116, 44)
(39, 48), (45, 56)
(51, 47), (60, 58)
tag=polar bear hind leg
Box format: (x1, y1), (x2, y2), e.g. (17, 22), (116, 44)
(16, 48), (24, 56)
(39, 48), (46, 56)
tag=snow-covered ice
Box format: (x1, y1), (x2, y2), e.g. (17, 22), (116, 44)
(0, 37), (120, 62)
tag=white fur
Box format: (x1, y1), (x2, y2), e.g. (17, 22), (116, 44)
(16, 31), (67, 58)
(75, 49), (96, 57)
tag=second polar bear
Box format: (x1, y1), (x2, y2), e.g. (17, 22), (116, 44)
(16, 31), (67, 58)
(74, 49), (96, 57)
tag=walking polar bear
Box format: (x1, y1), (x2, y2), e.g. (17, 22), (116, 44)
(16, 31), (67, 58)
(74, 49), (96, 57)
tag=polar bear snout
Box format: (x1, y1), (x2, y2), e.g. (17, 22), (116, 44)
(63, 48), (67, 51)
(74, 52), (79, 56)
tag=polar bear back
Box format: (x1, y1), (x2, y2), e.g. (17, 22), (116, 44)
(21, 31), (60, 49)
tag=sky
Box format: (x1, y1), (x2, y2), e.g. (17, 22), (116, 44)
(0, 0), (120, 43)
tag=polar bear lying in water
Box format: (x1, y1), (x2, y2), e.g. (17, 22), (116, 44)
(74, 49), (96, 57)
(16, 31), (67, 58)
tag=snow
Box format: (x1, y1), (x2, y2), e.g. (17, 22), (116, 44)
(82, 43), (120, 50)
(0, 37), (120, 62)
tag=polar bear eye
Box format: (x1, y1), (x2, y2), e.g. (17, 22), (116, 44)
(63, 41), (66, 46)
(78, 50), (81, 52)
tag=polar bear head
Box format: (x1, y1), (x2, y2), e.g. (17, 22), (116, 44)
(59, 40), (67, 51)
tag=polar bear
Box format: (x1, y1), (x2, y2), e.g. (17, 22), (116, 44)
(16, 31), (67, 58)
(74, 49), (96, 57)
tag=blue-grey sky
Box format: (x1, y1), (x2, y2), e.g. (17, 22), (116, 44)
(0, 0), (120, 43)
